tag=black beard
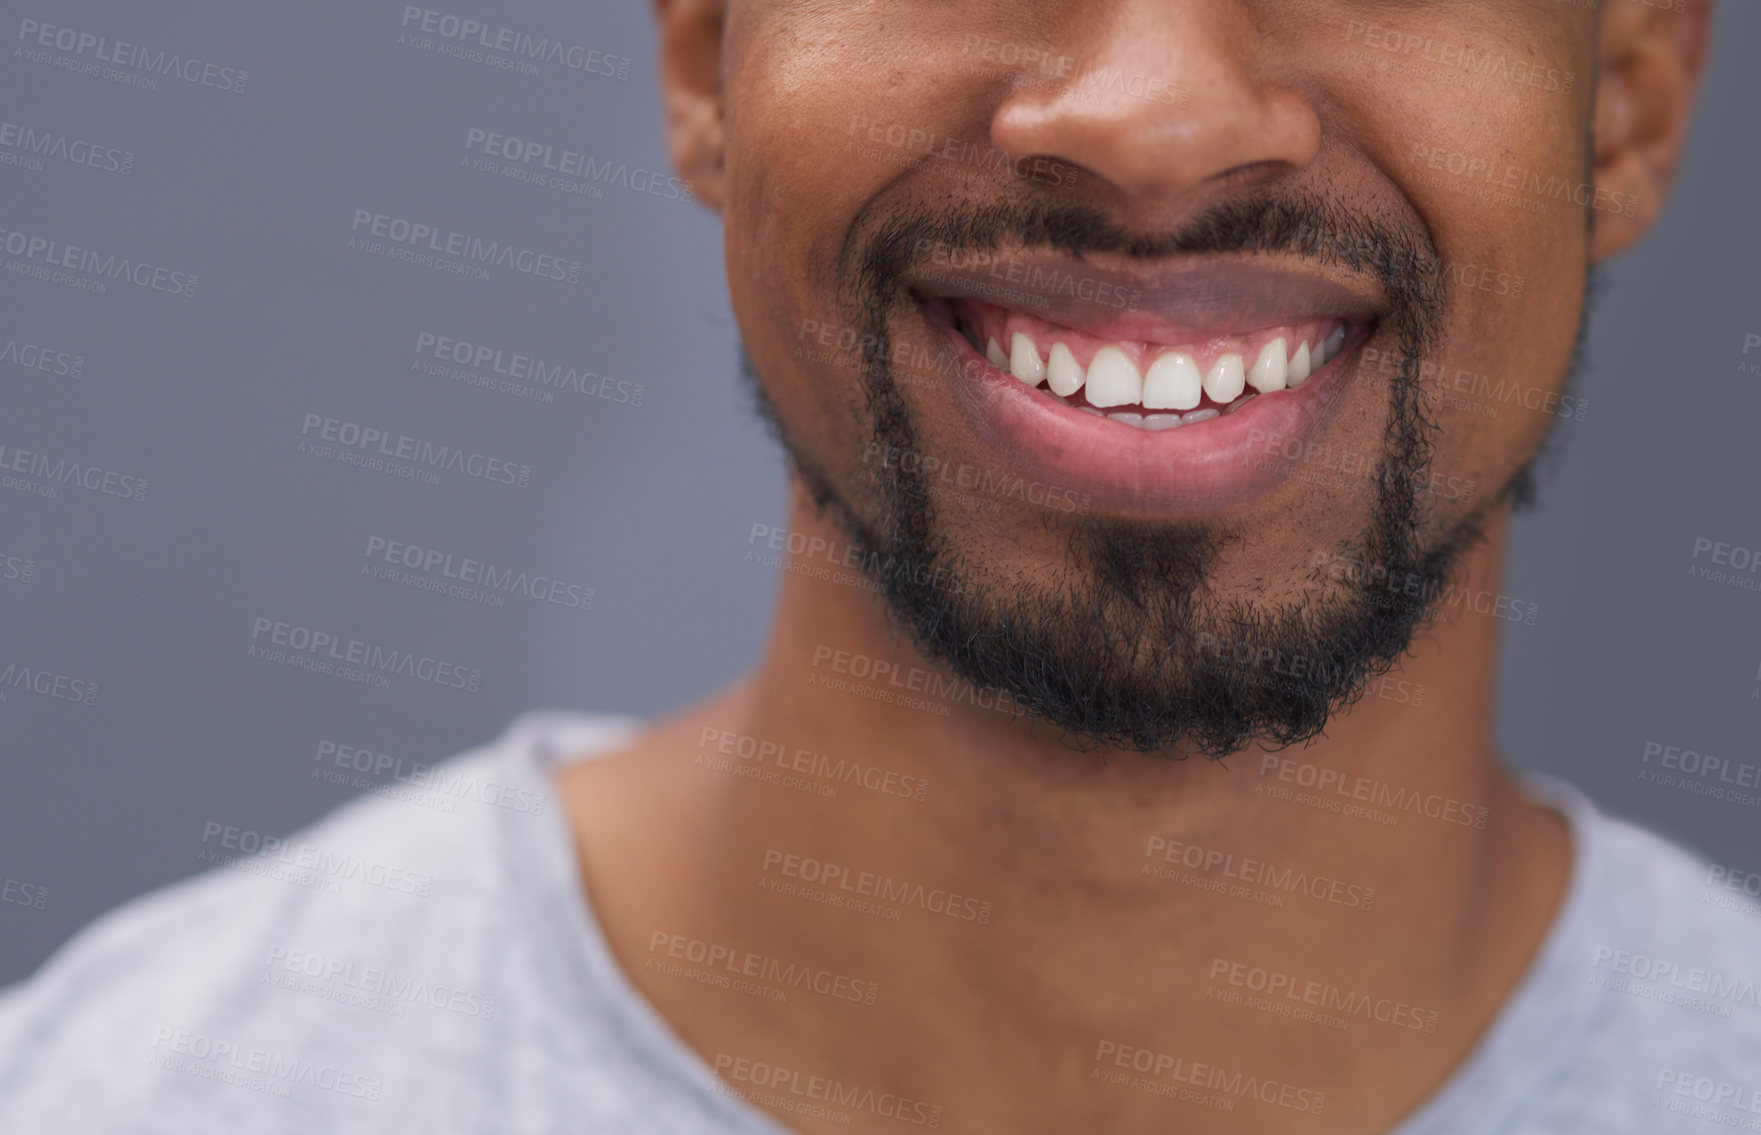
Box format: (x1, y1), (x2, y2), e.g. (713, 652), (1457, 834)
(743, 188), (1544, 759)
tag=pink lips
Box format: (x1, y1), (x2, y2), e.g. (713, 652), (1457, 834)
(902, 256), (1385, 515)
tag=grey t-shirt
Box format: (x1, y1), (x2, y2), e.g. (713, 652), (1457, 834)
(2, 710), (1758, 1133)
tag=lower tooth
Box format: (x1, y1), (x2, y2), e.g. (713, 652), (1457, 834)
(1144, 414), (1185, 431)
(1182, 408), (1220, 425)
(1224, 393), (1257, 414)
(1107, 411), (1145, 428)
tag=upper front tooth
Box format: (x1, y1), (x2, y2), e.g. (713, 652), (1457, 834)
(1287, 340), (1313, 386)
(1046, 342), (1085, 397)
(1249, 338), (1288, 393)
(1085, 347), (1142, 408)
(986, 337), (1009, 369)
(1203, 353), (1246, 403)
(1010, 333), (1045, 386)
(1142, 351), (1202, 411)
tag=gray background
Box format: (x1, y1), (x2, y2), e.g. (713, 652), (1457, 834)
(0, 0), (1756, 987)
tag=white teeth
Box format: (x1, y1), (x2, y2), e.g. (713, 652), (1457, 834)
(999, 320), (1349, 420)
(1142, 351), (1202, 411)
(1287, 340), (1313, 387)
(1249, 338), (1288, 393)
(1110, 409), (1230, 431)
(1085, 346), (1142, 408)
(1046, 342), (1085, 397)
(1203, 353), (1246, 403)
(1009, 333), (1045, 386)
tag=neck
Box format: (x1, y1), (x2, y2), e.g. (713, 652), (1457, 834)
(564, 486), (1571, 1135)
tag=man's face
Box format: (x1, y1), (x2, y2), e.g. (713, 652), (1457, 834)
(711, 2), (1611, 756)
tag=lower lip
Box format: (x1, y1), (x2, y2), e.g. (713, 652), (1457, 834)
(923, 305), (1369, 515)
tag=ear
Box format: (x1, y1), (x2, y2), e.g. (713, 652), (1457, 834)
(1589, 0), (1714, 261)
(652, 0), (727, 211)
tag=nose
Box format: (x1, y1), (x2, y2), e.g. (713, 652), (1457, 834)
(988, 1), (1322, 206)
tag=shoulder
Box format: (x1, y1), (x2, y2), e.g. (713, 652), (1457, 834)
(0, 711), (640, 1134)
(1529, 779), (1761, 1131)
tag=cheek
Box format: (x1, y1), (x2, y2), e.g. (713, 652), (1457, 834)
(719, 13), (1001, 470)
(1340, 36), (1591, 503)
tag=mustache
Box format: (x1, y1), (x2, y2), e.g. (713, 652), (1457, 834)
(847, 186), (1447, 352)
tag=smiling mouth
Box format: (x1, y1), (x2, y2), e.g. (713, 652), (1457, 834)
(897, 254), (1386, 511)
(934, 297), (1353, 431)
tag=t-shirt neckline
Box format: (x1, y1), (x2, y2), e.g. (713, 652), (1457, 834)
(505, 711), (1618, 1135)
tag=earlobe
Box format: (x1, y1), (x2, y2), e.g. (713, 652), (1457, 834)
(652, 0), (728, 211)
(1588, 0), (1713, 261)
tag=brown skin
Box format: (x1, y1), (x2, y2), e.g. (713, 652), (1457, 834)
(562, 3), (1711, 1132)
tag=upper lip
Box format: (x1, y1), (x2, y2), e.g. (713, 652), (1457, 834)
(908, 254), (1385, 343)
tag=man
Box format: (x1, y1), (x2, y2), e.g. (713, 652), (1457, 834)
(1, 1), (1750, 1132)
